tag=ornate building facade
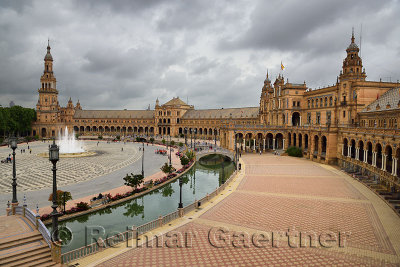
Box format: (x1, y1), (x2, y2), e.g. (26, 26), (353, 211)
(32, 32), (400, 191)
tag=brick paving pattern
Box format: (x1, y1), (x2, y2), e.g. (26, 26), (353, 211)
(0, 141), (140, 193)
(82, 153), (400, 266)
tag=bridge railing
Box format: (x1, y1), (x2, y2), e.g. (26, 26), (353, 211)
(7, 205), (52, 248)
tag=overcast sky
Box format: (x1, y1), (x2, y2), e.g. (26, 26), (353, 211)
(0, 0), (399, 110)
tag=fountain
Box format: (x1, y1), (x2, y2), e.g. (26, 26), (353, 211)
(57, 127), (84, 154)
(38, 127), (96, 158)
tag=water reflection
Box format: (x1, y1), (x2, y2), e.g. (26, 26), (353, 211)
(55, 155), (234, 253)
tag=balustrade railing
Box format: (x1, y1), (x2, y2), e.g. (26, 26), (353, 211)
(8, 206), (52, 248)
(61, 170), (238, 264)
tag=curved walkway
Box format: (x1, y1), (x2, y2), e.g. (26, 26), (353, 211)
(0, 141), (177, 216)
(75, 153), (400, 266)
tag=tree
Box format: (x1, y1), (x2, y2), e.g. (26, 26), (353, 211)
(185, 150), (195, 161)
(48, 190), (72, 212)
(123, 173), (144, 191)
(150, 137), (155, 143)
(179, 142), (183, 147)
(116, 135), (120, 140)
(170, 140), (175, 146)
(0, 106), (36, 137)
(162, 139), (166, 145)
(180, 155), (189, 166)
(161, 162), (175, 174)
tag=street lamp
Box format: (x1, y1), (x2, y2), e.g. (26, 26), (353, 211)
(184, 127), (187, 146)
(214, 130), (217, 148)
(9, 136), (18, 204)
(234, 130), (237, 170)
(49, 139), (60, 242)
(141, 142), (145, 178)
(190, 128), (193, 149)
(221, 161), (225, 184)
(178, 178), (183, 208)
(169, 135), (172, 166)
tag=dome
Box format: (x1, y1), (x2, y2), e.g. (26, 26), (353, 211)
(44, 43), (53, 61)
(346, 42), (359, 52)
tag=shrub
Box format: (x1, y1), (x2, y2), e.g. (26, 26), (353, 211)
(116, 135), (120, 140)
(161, 162), (175, 174)
(76, 202), (90, 211)
(162, 139), (166, 144)
(150, 137), (155, 143)
(40, 214), (51, 221)
(98, 135), (103, 139)
(185, 150), (195, 161)
(180, 134), (184, 138)
(170, 140), (175, 146)
(180, 155), (189, 166)
(34, 134), (39, 140)
(179, 142), (183, 147)
(286, 146), (303, 157)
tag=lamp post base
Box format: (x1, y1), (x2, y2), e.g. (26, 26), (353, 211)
(178, 207), (184, 217)
(11, 202), (19, 215)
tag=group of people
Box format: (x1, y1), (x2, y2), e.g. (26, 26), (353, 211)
(1, 154), (13, 163)
(155, 149), (167, 155)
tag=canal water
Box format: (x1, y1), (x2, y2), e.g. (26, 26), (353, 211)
(52, 155), (234, 253)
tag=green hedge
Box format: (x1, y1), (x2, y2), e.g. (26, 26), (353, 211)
(286, 146), (303, 157)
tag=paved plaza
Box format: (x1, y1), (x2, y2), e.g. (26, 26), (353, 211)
(0, 141), (170, 215)
(82, 153), (400, 266)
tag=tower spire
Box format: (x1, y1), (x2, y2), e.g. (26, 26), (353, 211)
(351, 27), (355, 43)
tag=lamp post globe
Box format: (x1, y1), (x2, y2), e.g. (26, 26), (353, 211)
(49, 139), (60, 242)
(9, 136), (18, 204)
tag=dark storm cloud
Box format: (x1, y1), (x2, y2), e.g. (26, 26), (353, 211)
(223, 0), (388, 53)
(0, 0), (399, 109)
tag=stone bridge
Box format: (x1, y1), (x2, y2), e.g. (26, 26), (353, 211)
(196, 147), (234, 161)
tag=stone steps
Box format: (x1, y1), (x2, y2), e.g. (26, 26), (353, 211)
(0, 216), (59, 267)
(0, 244), (49, 265)
(0, 232), (43, 250)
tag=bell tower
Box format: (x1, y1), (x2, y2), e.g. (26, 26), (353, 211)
(339, 29), (366, 82)
(36, 40), (60, 124)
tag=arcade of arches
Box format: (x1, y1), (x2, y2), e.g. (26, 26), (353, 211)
(32, 34), (400, 193)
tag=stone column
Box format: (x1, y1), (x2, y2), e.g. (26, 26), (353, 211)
(253, 139), (255, 151)
(299, 116), (302, 126)
(347, 146), (351, 158)
(263, 139), (265, 151)
(372, 152), (377, 167)
(341, 144), (344, 156)
(392, 158), (398, 176)
(283, 139), (285, 150)
(273, 139), (276, 150)
(382, 154), (387, 171)
(364, 150), (368, 163)
(356, 148), (360, 161)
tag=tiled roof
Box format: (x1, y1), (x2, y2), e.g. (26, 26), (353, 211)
(74, 110), (154, 119)
(182, 107), (259, 119)
(163, 97), (188, 106)
(362, 87), (400, 113)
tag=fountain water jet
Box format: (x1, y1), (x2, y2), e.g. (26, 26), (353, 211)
(57, 127), (84, 154)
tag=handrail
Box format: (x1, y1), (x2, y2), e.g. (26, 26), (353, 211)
(9, 206), (52, 248)
(38, 219), (52, 247)
(61, 169), (238, 264)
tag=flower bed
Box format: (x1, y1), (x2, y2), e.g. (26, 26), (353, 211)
(42, 158), (194, 221)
